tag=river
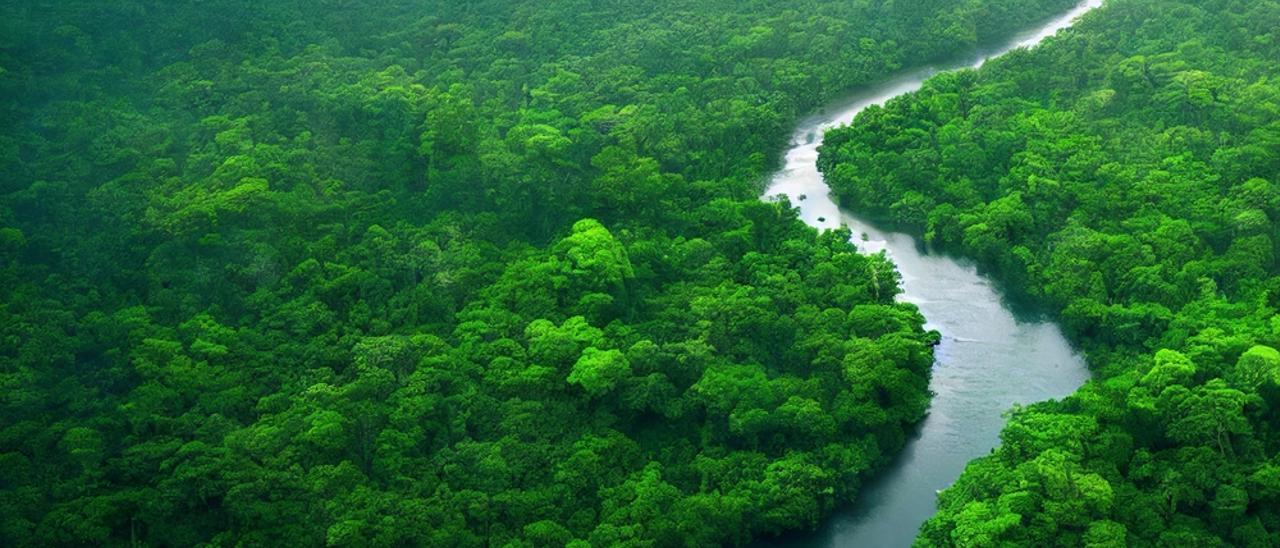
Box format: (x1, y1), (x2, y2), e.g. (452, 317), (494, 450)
(758, 1), (1102, 546)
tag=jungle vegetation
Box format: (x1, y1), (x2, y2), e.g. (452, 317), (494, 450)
(0, 0), (1082, 545)
(820, 0), (1280, 545)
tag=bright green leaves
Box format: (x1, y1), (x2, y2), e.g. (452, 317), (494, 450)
(1162, 379), (1252, 457)
(1000, 411), (1099, 462)
(775, 396), (837, 439)
(947, 501), (1023, 547)
(420, 84), (478, 160)
(507, 124), (573, 167)
(554, 218), (635, 291)
(1230, 345), (1280, 389)
(1141, 349), (1198, 391)
(840, 334), (932, 429)
(688, 283), (774, 359)
(474, 219), (632, 323)
(592, 463), (682, 545)
(147, 170), (273, 238)
(1082, 520), (1128, 548)
(568, 347), (630, 397)
(588, 146), (673, 219)
(751, 454), (835, 533)
(523, 519), (573, 547)
(526, 316), (604, 369)
(302, 410), (351, 453)
(351, 336), (419, 385)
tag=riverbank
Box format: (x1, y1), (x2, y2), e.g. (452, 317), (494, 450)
(758, 2), (1103, 545)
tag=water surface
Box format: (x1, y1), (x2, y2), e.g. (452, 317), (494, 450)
(760, 2), (1102, 545)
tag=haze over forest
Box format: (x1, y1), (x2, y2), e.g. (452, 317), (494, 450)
(1, 0), (1278, 546)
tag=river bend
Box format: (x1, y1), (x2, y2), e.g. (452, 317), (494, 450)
(760, 2), (1102, 546)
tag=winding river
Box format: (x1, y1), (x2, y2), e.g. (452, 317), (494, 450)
(759, 2), (1102, 546)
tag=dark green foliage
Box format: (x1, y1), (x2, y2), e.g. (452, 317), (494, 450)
(819, 0), (1280, 545)
(0, 0), (1083, 545)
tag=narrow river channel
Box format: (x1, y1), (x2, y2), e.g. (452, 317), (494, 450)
(759, 1), (1102, 546)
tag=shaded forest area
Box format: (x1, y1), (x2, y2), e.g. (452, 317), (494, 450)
(820, 0), (1280, 545)
(0, 0), (1077, 545)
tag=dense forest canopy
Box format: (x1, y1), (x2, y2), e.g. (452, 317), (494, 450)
(0, 0), (1087, 546)
(820, 0), (1280, 545)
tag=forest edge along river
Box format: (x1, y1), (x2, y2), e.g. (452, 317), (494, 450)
(758, 1), (1102, 546)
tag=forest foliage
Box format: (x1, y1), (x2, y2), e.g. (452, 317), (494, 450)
(0, 0), (1082, 545)
(819, 0), (1280, 545)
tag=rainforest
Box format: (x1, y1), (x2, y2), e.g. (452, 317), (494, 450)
(1, 0), (1277, 546)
